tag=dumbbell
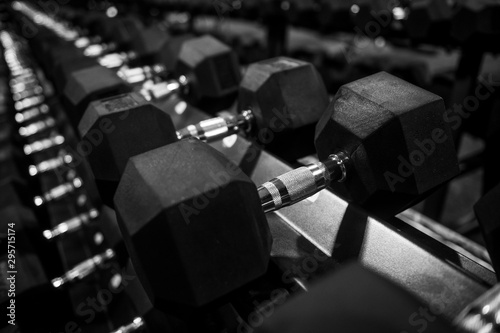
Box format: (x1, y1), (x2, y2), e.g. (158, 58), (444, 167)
(12, 151), (98, 243)
(3, 175), (124, 329)
(11, 48), (239, 308)
(123, 34), (240, 108)
(112, 72), (459, 311)
(59, 34), (239, 128)
(21, 10), (236, 103)
(115, 33), (194, 85)
(44, 28), (186, 90)
(0, 154), (83, 309)
(3, 104), (83, 211)
(20, 2), (234, 100)
(49, 247), (117, 290)
(176, 57), (328, 147)
(2, 133), (81, 214)
(49, 4), (189, 72)
(0, 120), (65, 221)
(2, 139), (71, 194)
(42, 205), (99, 240)
(35, 206), (152, 332)
(76, 24), (172, 69)
(253, 262), (456, 333)
(0, 146), (94, 275)
(15, 3), (145, 68)
(1, 60), (93, 218)
(265, 70), (459, 215)
(48, 30), (187, 94)
(20, 132), (92, 213)
(16, 4), (161, 75)
(4, 60), (50, 125)
(20, 125), (98, 212)
(2, 19), (118, 298)
(77, 57), (326, 206)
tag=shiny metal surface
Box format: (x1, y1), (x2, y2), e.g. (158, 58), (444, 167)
(43, 209), (99, 240)
(162, 96), (495, 321)
(226, 137), (495, 320)
(51, 249), (115, 288)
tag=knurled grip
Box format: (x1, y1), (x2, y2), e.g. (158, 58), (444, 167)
(276, 166), (319, 202)
(258, 154), (347, 213)
(259, 163), (327, 212)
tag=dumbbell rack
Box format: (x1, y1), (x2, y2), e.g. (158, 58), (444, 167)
(0, 2), (497, 333)
(0, 26), (144, 331)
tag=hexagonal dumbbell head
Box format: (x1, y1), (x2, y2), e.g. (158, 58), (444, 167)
(238, 57), (329, 136)
(315, 72), (459, 214)
(114, 139), (271, 308)
(63, 65), (132, 128)
(46, 42), (84, 72)
(176, 56), (328, 155)
(255, 263), (456, 333)
(175, 35), (241, 104)
(131, 26), (170, 64)
(156, 34), (194, 73)
(53, 56), (98, 92)
(78, 92), (178, 207)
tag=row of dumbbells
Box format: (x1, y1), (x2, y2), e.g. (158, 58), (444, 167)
(0, 26), (159, 333)
(0, 10), (378, 333)
(12, 2), (461, 214)
(1, 22), (237, 333)
(4, 0), (466, 327)
(0, 5), (332, 327)
(5, 3), (500, 333)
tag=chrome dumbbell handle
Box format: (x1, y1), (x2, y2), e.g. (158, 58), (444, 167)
(176, 110), (254, 142)
(110, 318), (145, 333)
(14, 94), (45, 111)
(259, 152), (349, 213)
(15, 103), (50, 124)
(23, 134), (65, 155)
(28, 152), (73, 176)
(19, 116), (56, 137)
(43, 209), (99, 240)
(140, 75), (189, 101)
(51, 249), (116, 288)
(34, 176), (83, 206)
